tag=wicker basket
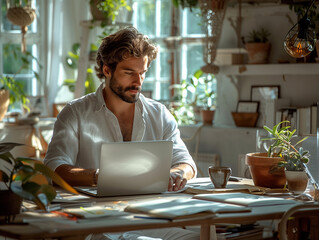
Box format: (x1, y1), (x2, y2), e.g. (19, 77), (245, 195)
(231, 112), (259, 127)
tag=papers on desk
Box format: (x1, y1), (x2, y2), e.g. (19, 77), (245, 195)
(184, 182), (262, 195)
(63, 206), (128, 219)
(124, 198), (251, 220)
(193, 193), (297, 207)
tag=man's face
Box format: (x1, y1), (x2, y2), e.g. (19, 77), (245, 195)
(104, 56), (148, 103)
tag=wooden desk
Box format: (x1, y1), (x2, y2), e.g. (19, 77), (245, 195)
(0, 179), (318, 240)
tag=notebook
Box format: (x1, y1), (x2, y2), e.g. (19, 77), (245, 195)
(75, 140), (173, 197)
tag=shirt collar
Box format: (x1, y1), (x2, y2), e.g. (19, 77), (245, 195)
(95, 83), (106, 112)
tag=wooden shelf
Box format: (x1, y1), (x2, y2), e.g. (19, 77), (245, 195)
(217, 63), (319, 76)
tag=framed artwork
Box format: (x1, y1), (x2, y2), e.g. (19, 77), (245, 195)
(26, 96), (49, 117)
(236, 101), (259, 113)
(250, 85), (280, 127)
(250, 85), (280, 101)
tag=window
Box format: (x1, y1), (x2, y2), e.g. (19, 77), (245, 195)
(131, 0), (211, 104)
(0, 0), (43, 111)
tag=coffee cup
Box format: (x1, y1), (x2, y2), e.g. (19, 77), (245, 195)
(208, 166), (232, 188)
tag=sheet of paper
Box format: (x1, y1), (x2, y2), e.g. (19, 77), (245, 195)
(193, 192), (298, 207)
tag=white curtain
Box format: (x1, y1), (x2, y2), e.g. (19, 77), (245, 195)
(44, 0), (90, 116)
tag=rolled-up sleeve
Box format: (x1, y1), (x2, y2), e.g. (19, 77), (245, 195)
(44, 104), (79, 171)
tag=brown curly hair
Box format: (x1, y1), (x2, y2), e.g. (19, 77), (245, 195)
(95, 26), (158, 80)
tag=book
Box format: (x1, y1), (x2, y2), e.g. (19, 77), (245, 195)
(124, 198), (251, 220)
(217, 226), (264, 240)
(297, 107), (311, 135)
(311, 105), (318, 134)
(193, 192), (297, 207)
(264, 98), (290, 128)
(62, 206), (128, 219)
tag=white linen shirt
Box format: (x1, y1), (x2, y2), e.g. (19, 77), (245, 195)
(44, 83), (197, 176)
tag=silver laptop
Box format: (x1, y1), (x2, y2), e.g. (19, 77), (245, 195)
(75, 140), (173, 197)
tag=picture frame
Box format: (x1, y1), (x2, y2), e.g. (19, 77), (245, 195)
(26, 96), (49, 117)
(250, 85), (280, 127)
(236, 101), (259, 113)
(250, 85), (280, 101)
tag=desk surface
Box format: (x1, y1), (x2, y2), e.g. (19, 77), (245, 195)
(1, 178), (318, 240)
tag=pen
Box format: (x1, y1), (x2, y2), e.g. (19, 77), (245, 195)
(51, 211), (79, 221)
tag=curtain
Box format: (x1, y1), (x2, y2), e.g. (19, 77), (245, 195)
(44, 0), (89, 116)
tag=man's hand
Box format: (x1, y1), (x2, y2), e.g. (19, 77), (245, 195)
(168, 171), (187, 191)
(168, 163), (195, 191)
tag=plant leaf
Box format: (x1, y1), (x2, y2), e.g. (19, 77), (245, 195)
(33, 163), (78, 195)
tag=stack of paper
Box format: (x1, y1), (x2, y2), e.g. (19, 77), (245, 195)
(124, 198), (251, 220)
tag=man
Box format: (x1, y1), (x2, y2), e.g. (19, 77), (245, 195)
(44, 26), (197, 192)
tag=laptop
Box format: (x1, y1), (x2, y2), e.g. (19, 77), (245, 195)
(75, 140), (173, 197)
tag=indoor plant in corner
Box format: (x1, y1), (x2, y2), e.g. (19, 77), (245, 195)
(246, 121), (310, 190)
(243, 27), (271, 64)
(0, 142), (78, 222)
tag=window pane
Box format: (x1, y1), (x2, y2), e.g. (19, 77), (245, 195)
(132, 0), (155, 36)
(183, 8), (203, 36)
(159, 0), (172, 36)
(3, 44), (33, 74)
(182, 44), (204, 80)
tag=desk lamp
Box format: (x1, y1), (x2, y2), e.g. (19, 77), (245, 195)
(284, 0), (317, 58)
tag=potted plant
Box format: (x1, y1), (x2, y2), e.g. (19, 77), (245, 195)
(198, 73), (216, 125)
(63, 43), (97, 95)
(243, 27), (271, 64)
(263, 121), (310, 194)
(89, 0), (131, 24)
(246, 121), (309, 190)
(170, 69), (216, 125)
(0, 45), (41, 120)
(0, 142), (78, 220)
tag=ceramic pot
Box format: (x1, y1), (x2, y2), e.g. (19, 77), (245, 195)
(201, 109), (215, 125)
(245, 152), (286, 188)
(0, 89), (9, 121)
(245, 42), (271, 64)
(285, 170), (308, 195)
(0, 190), (22, 217)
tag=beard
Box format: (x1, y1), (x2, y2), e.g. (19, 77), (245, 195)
(109, 75), (141, 103)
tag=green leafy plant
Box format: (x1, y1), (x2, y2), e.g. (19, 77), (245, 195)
(172, 0), (199, 11)
(170, 69), (216, 124)
(90, 0), (131, 24)
(245, 28), (271, 43)
(0, 45), (42, 111)
(63, 43), (97, 95)
(263, 121), (310, 171)
(0, 142), (78, 210)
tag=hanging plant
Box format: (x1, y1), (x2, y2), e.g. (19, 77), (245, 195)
(6, 0), (37, 53)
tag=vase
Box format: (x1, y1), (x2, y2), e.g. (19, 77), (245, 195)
(0, 89), (9, 121)
(285, 170), (308, 195)
(245, 152), (286, 188)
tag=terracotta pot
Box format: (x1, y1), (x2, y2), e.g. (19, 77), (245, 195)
(0, 190), (22, 217)
(245, 152), (286, 188)
(245, 42), (271, 64)
(0, 89), (9, 121)
(90, 0), (112, 23)
(201, 109), (215, 125)
(285, 170), (308, 195)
